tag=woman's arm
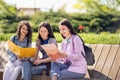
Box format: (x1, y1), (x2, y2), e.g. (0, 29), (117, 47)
(60, 36), (84, 61)
(33, 57), (52, 65)
(68, 36), (84, 61)
(49, 38), (57, 46)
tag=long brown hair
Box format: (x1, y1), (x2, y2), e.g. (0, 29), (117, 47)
(16, 20), (32, 42)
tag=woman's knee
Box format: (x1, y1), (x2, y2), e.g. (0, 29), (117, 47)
(23, 61), (32, 67)
(15, 66), (22, 72)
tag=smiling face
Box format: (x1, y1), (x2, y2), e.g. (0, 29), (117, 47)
(39, 26), (49, 40)
(20, 25), (28, 37)
(59, 25), (71, 38)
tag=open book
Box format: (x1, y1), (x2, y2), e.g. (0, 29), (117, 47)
(8, 40), (64, 59)
(41, 44), (65, 59)
(8, 40), (36, 58)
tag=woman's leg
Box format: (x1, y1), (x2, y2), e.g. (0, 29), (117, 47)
(9, 66), (22, 80)
(22, 61), (32, 80)
(60, 69), (85, 79)
(3, 61), (15, 80)
(50, 62), (69, 80)
(32, 65), (47, 75)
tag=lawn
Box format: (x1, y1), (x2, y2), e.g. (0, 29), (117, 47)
(0, 32), (120, 44)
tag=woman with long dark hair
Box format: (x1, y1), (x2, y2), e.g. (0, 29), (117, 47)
(22, 22), (57, 80)
(3, 20), (32, 80)
(50, 19), (87, 80)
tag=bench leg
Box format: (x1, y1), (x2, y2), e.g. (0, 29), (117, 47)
(0, 71), (3, 80)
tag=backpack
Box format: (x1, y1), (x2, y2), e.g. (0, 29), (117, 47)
(81, 45), (95, 65)
(72, 36), (95, 66)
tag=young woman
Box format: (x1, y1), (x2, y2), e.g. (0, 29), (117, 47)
(3, 20), (32, 80)
(22, 22), (57, 80)
(50, 19), (87, 80)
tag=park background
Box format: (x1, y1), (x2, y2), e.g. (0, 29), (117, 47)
(0, 0), (120, 44)
(0, 1), (120, 80)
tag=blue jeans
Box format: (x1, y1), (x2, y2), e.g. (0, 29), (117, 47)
(22, 61), (47, 80)
(50, 62), (85, 80)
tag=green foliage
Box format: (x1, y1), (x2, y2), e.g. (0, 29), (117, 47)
(0, 0), (31, 33)
(1, 0), (120, 34)
(29, 9), (71, 32)
(0, 33), (14, 41)
(0, 32), (120, 44)
(79, 32), (120, 44)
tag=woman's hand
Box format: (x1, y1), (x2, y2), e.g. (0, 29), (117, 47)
(16, 55), (22, 60)
(33, 59), (41, 65)
(58, 50), (67, 57)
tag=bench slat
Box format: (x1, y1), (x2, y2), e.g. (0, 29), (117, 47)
(92, 44), (111, 78)
(99, 45), (119, 80)
(89, 44), (97, 53)
(88, 44), (104, 78)
(108, 45), (120, 80)
(92, 44), (104, 69)
(115, 66), (120, 80)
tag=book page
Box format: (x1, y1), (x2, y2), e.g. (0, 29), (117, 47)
(8, 40), (20, 56)
(41, 44), (65, 59)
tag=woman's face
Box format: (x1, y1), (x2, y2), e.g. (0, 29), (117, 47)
(39, 26), (48, 40)
(59, 25), (71, 38)
(20, 25), (28, 37)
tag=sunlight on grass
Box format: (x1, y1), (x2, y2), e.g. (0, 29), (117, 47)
(0, 32), (120, 44)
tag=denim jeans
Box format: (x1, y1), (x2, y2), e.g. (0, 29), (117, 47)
(50, 62), (69, 80)
(50, 62), (85, 80)
(22, 61), (47, 80)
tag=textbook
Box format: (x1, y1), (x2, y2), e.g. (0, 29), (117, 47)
(41, 44), (65, 59)
(8, 40), (65, 59)
(8, 40), (36, 58)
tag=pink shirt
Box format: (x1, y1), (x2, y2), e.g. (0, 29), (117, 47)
(59, 35), (87, 74)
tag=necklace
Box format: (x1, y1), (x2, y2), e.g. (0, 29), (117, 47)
(65, 38), (70, 44)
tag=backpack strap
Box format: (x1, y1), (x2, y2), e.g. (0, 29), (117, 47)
(72, 35), (86, 58)
(12, 36), (16, 43)
(26, 38), (29, 47)
(71, 36), (75, 54)
(13, 36), (29, 47)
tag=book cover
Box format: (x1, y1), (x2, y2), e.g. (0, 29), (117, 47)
(7, 40), (36, 58)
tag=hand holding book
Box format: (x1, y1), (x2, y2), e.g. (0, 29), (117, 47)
(8, 40), (65, 59)
(7, 40), (36, 58)
(41, 44), (65, 60)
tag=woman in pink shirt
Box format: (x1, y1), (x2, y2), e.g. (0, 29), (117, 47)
(50, 19), (87, 80)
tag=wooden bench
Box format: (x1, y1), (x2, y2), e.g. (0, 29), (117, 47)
(0, 43), (120, 80)
(86, 44), (120, 80)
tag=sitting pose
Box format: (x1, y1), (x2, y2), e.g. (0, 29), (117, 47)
(50, 19), (87, 80)
(22, 22), (57, 80)
(3, 20), (32, 80)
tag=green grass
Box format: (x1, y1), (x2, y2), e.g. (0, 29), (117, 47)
(0, 32), (120, 44)
(79, 33), (120, 44)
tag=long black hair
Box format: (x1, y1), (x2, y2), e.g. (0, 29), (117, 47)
(59, 19), (77, 39)
(37, 22), (55, 42)
(59, 19), (84, 43)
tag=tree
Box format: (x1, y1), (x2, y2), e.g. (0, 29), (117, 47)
(73, 0), (120, 13)
(0, 0), (30, 33)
